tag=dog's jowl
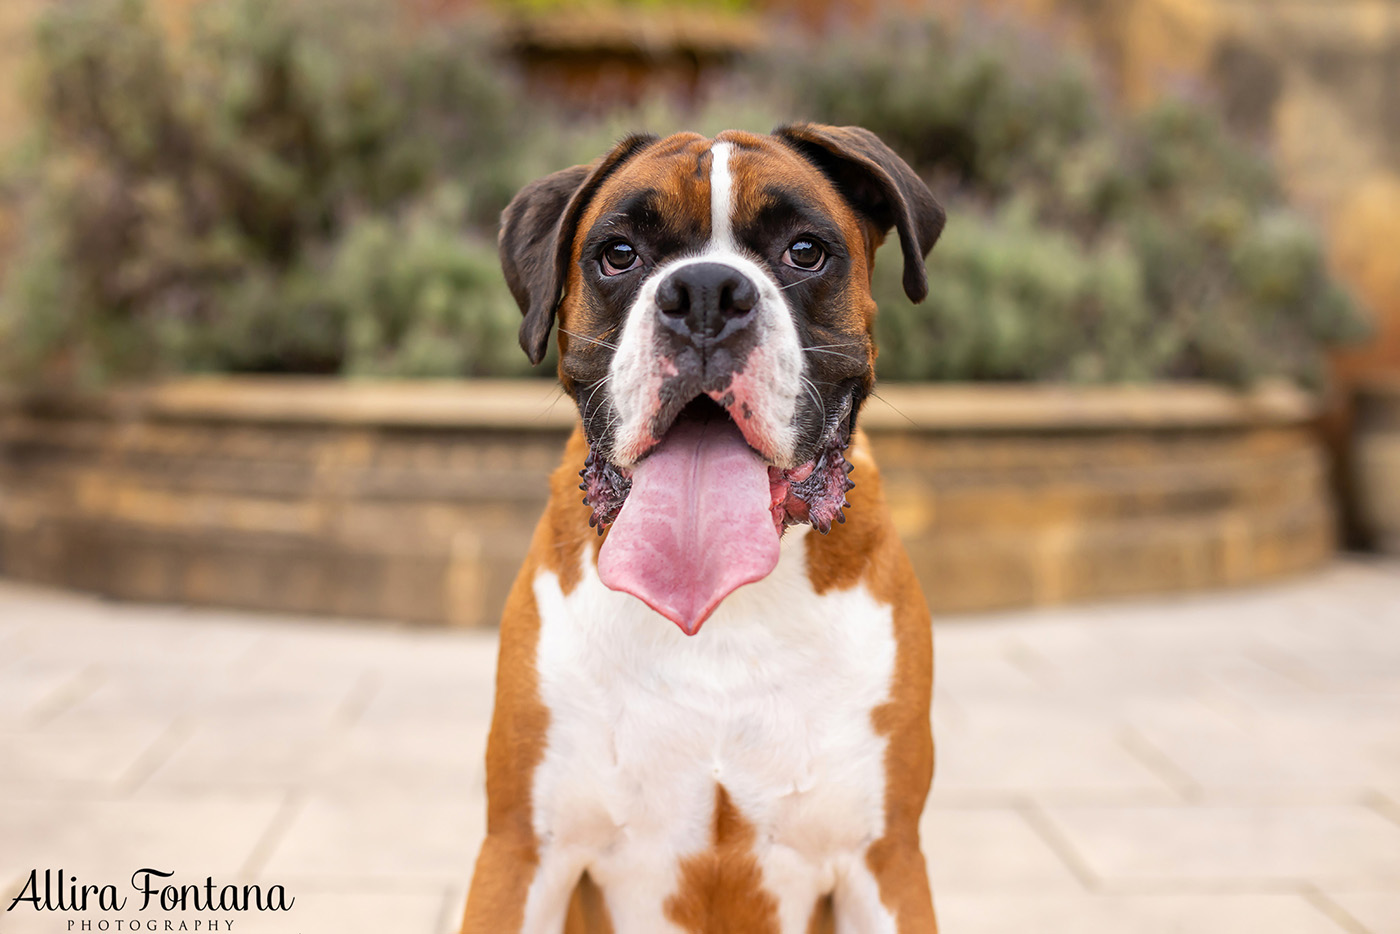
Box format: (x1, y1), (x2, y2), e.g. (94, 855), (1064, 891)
(462, 125), (945, 934)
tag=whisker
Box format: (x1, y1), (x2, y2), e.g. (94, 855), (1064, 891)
(559, 328), (620, 351)
(800, 375), (825, 420)
(803, 340), (866, 351)
(540, 384), (571, 419)
(602, 405), (625, 440)
(591, 402), (624, 445)
(581, 374), (612, 415)
(870, 387), (920, 428)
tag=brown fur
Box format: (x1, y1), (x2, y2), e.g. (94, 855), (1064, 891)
(806, 435), (938, 932)
(664, 785), (782, 934)
(543, 428), (600, 595)
(464, 430), (936, 933)
(459, 524), (551, 932)
(564, 874), (615, 934)
(464, 127), (940, 932)
(555, 130), (888, 404)
(559, 133), (715, 396)
(727, 133), (882, 387)
(462, 430), (602, 934)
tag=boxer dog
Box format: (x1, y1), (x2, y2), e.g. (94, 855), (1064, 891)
(461, 124), (944, 934)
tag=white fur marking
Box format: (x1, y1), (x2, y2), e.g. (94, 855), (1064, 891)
(529, 529), (900, 933)
(607, 139), (806, 468)
(709, 141), (736, 251)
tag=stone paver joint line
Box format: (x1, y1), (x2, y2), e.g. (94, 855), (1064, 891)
(0, 561), (1396, 934)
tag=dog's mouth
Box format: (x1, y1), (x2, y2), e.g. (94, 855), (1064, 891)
(582, 394), (854, 636)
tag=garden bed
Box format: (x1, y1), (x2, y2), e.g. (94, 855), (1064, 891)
(0, 379), (1333, 625)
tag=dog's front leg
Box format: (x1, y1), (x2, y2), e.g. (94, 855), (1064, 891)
(829, 842), (936, 934)
(460, 832), (534, 933)
(461, 833), (583, 934)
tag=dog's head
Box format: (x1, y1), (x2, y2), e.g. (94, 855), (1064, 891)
(501, 125), (943, 633)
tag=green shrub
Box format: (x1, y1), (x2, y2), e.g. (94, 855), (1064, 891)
(0, 3), (1369, 387)
(331, 189), (533, 379)
(0, 0), (530, 384)
(781, 20), (1368, 386)
(494, 0), (752, 12)
(167, 188), (533, 379)
(873, 202), (1157, 382)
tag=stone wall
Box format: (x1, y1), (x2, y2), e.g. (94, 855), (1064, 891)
(0, 380), (1333, 625)
(869, 384), (1335, 612)
(0, 381), (570, 626)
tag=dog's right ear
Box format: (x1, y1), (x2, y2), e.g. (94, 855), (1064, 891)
(500, 135), (658, 365)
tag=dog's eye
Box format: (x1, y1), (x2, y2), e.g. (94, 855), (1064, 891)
(601, 240), (639, 276)
(783, 237), (825, 270)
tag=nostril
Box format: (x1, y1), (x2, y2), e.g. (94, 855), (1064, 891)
(726, 277), (757, 316)
(656, 262), (757, 335)
(657, 278), (689, 317)
(719, 284), (736, 315)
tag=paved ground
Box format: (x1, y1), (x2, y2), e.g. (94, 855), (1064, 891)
(0, 560), (1397, 934)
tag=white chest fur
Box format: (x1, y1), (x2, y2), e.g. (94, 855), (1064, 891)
(525, 527), (900, 934)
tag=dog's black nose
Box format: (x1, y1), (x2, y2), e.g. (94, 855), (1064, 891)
(656, 262), (758, 342)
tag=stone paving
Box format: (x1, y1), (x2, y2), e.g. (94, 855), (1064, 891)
(0, 559), (1397, 934)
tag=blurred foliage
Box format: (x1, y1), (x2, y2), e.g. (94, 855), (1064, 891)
(0, 1), (1369, 387)
(782, 20), (1367, 385)
(172, 187), (536, 378)
(0, 0), (532, 385)
(494, 0), (752, 12)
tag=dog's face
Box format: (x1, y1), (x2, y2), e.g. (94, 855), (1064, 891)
(501, 125), (943, 632)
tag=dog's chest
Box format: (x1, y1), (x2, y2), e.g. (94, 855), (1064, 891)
(528, 531), (897, 917)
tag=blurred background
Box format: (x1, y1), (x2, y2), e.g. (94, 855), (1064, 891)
(0, 3), (1399, 933)
(0, 0), (1391, 388)
(0, 0), (1396, 624)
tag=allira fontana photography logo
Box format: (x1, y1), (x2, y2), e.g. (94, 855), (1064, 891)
(6, 869), (295, 931)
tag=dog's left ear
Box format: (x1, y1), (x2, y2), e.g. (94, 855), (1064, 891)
(774, 123), (945, 303)
(500, 134), (658, 364)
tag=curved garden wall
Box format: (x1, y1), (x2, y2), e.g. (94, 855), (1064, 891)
(0, 379), (1333, 625)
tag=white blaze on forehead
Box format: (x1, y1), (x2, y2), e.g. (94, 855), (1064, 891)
(709, 141), (736, 251)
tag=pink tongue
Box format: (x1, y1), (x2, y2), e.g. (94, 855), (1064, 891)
(597, 416), (780, 635)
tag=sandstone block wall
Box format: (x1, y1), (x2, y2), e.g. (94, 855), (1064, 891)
(0, 380), (1333, 625)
